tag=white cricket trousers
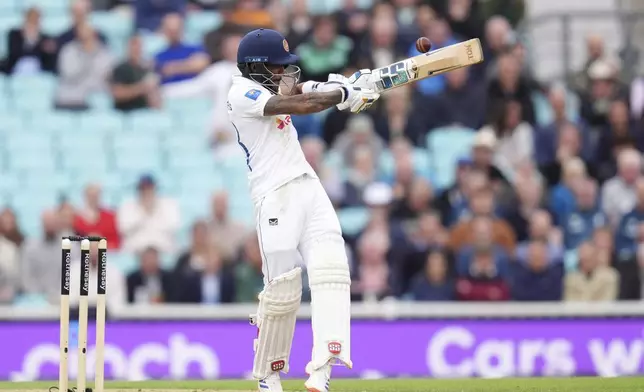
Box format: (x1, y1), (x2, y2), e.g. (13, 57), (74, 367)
(254, 174), (345, 283)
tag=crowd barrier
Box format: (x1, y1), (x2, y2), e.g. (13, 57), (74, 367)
(1, 301), (643, 380)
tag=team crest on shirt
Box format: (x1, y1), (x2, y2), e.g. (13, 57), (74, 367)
(245, 89), (262, 101)
(283, 39), (289, 52)
(275, 115), (292, 130)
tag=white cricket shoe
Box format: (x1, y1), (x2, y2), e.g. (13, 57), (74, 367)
(258, 372), (283, 392)
(304, 363), (331, 392)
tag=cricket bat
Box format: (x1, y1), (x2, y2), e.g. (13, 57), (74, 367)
(372, 38), (484, 92)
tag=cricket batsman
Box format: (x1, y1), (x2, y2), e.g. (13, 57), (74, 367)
(227, 28), (380, 392)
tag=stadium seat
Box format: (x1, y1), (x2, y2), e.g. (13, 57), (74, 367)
(0, 172), (19, 195)
(109, 252), (139, 275)
(113, 148), (162, 172)
(166, 150), (215, 171)
(8, 73), (56, 95)
(19, 0), (68, 13)
(165, 97), (211, 115)
(57, 130), (107, 152)
(127, 110), (174, 133)
(0, 114), (23, 133)
(337, 207), (370, 236)
(5, 133), (52, 152)
(88, 93), (114, 111)
(22, 171), (71, 193)
(41, 14), (71, 35)
(13, 293), (50, 308)
(427, 126), (476, 189)
(60, 148), (109, 172)
(163, 133), (209, 153)
(90, 12), (132, 41)
(29, 111), (79, 133)
(79, 111), (125, 133)
(140, 33), (167, 60)
(186, 12), (222, 37)
(7, 150), (56, 171)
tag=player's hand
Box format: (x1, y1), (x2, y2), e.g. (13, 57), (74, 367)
(347, 68), (381, 91)
(327, 73), (350, 84)
(337, 86), (380, 113)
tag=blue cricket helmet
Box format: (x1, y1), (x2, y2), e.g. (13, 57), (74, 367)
(237, 28), (299, 65)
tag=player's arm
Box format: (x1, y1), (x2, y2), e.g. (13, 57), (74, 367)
(263, 90), (344, 115)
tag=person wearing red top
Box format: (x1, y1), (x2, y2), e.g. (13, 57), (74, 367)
(73, 183), (120, 249)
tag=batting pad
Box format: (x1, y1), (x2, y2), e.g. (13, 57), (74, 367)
(251, 267), (303, 380)
(307, 248), (352, 372)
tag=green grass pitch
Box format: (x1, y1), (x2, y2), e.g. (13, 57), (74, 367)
(1, 378), (644, 391)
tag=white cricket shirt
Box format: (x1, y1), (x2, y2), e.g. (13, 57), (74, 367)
(227, 74), (317, 203)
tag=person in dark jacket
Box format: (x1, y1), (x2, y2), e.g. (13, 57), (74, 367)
(512, 240), (563, 301)
(126, 247), (174, 303)
(426, 67), (486, 130)
(171, 246), (235, 304)
(1, 7), (56, 74)
(409, 250), (455, 301)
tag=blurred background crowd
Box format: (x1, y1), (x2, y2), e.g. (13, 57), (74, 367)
(0, 0), (643, 310)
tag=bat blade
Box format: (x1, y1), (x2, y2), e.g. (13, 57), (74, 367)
(374, 38), (484, 92)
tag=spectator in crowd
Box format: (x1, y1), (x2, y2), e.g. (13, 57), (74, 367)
(571, 34), (607, 93)
(57, 0), (107, 51)
(579, 59), (626, 129)
(470, 129), (508, 185)
(434, 159), (472, 227)
(516, 209), (564, 262)
(372, 85), (429, 145)
(391, 177), (433, 222)
(73, 183), (120, 249)
(20, 211), (62, 302)
(174, 220), (212, 275)
(482, 15), (512, 76)
(110, 35), (160, 112)
(0, 227), (19, 303)
(564, 240), (618, 301)
(334, 0), (370, 44)
(454, 217), (511, 302)
(284, 0), (313, 49)
(162, 33), (242, 149)
(481, 99), (534, 181)
(352, 229), (392, 302)
(341, 146), (378, 207)
(135, 0), (186, 32)
(487, 52), (535, 125)
(234, 233), (264, 302)
(511, 240), (564, 301)
(388, 139), (420, 201)
(117, 175), (181, 253)
(331, 115), (384, 169)
(427, 67), (486, 130)
(593, 226), (616, 267)
(300, 137), (343, 205)
(0, 208), (24, 247)
(224, 0), (274, 29)
(209, 191), (248, 262)
(126, 246), (173, 304)
(154, 13), (209, 85)
(296, 16), (353, 82)
(505, 178), (545, 242)
(409, 250), (455, 301)
(596, 99), (643, 173)
(562, 178), (606, 251)
(438, 0), (484, 42)
(353, 13), (398, 71)
(57, 199), (76, 238)
(172, 246), (235, 303)
(1, 7), (56, 75)
(614, 178), (644, 262)
(403, 211), (449, 282)
(602, 148), (641, 227)
(549, 157), (586, 226)
(632, 74), (644, 120)
(448, 189), (516, 255)
(54, 23), (114, 110)
(539, 123), (594, 186)
(70, 237), (126, 310)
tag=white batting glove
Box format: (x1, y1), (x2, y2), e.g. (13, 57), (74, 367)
(327, 73), (350, 84)
(338, 86), (380, 113)
(347, 68), (381, 91)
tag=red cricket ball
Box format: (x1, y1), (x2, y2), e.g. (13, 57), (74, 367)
(415, 37), (432, 53)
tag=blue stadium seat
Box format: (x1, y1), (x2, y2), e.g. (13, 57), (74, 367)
(58, 130), (107, 152)
(176, 170), (224, 193)
(29, 111), (79, 133)
(186, 12), (222, 36)
(532, 91), (581, 126)
(109, 252), (139, 275)
(9, 73), (56, 95)
(127, 110), (174, 133)
(7, 150), (56, 171)
(59, 148), (109, 172)
(13, 293), (50, 308)
(41, 15), (71, 35)
(167, 150), (215, 171)
(20, 0), (68, 13)
(337, 207), (370, 236)
(79, 111), (125, 133)
(5, 133), (52, 152)
(22, 171), (71, 193)
(0, 114), (23, 133)
(113, 148), (162, 172)
(427, 126), (476, 189)
(87, 93), (114, 111)
(163, 133), (209, 153)
(89, 12), (132, 41)
(140, 33), (167, 60)
(0, 172), (19, 195)
(165, 97), (211, 115)
(71, 171), (123, 194)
